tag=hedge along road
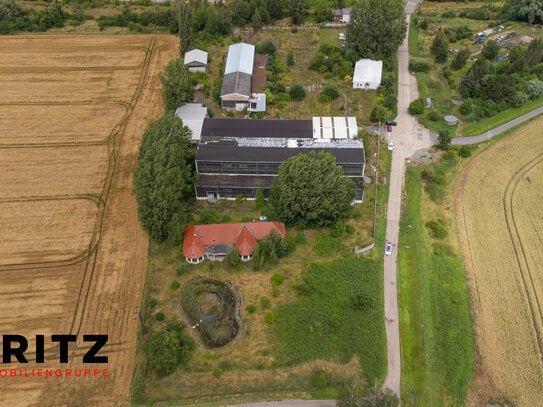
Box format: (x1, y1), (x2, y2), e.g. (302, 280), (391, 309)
(451, 105), (543, 145)
(382, 0), (432, 397)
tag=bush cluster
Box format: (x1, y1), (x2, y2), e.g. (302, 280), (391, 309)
(252, 230), (289, 270)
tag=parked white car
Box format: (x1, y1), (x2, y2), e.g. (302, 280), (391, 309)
(385, 243), (392, 255)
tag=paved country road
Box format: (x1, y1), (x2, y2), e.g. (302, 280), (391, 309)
(451, 105), (543, 145)
(382, 0), (432, 397)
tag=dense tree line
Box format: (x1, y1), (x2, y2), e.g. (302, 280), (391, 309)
(133, 113), (195, 243)
(0, 1), (69, 34)
(97, 6), (175, 31)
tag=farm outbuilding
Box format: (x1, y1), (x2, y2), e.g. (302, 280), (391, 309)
(184, 49), (208, 73)
(353, 59), (383, 90)
(175, 103), (208, 142)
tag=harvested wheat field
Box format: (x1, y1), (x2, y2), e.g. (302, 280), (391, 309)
(0, 34), (178, 406)
(455, 119), (543, 407)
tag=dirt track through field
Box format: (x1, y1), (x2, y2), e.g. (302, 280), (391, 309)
(455, 120), (543, 406)
(0, 34), (178, 406)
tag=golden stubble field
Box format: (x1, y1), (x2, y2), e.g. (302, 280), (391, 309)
(0, 34), (178, 406)
(455, 119), (543, 406)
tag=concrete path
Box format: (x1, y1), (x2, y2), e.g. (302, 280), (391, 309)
(382, 0), (433, 398)
(225, 400), (336, 407)
(451, 106), (543, 145)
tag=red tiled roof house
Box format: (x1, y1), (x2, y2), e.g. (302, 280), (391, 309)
(183, 221), (286, 264)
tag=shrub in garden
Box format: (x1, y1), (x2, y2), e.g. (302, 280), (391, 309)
(264, 311), (276, 324)
(437, 130), (451, 150)
(427, 110), (442, 122)
(176, 262), (187, 276)
(289, 85), (306, 101)
(426, 219), (449, 239)
(451, 49), (470, 71)
(526, 79), (543, 99)
(271, 273), (284, 287)
(246, 304), (257, 314)
(408, 98), (424, 115)
(260, 297), (271, 309)
(310, 369), (330, 388)
(226, 246), (241, 268)
(370, 105), (388, 123)
(319, 85), (340, 103)
(256, 40), (275, 55)
(143, 322), (194, 377)
(384, 94), (397, 110)
(155, 312), (165, 321)
(408, 60), (431, 72)
(212, 366), (222, 378)
(170, 280), (180, 290)
(459, 100), (472, 115)
(458, 145), (472, 158)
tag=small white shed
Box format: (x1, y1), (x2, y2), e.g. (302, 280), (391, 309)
(352, 59), (383, 90)
(184, 49), (208, 73)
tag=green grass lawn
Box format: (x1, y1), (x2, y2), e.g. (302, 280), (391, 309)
(318, 27), (344, 48)
(274, 256), (386, 382)
(398, 165), (474, 406)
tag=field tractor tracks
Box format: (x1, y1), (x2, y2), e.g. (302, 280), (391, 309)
(69, 36), (156, 336)
(502, 153), (543, 364)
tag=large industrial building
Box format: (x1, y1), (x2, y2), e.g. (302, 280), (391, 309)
(191, 116), (366, 202)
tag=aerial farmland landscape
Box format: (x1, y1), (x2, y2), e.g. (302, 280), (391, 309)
(0, 33), (178, 405)
(0, 0), (542, 406)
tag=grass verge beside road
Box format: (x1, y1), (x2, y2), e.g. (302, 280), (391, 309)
(398, 165), (474, 406)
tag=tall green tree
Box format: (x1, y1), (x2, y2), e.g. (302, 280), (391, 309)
(134, 113), (195, 242)
(431, 30), (449, 63)
(178, 0), (192, 54)
(159, 58), (194, 111)
(289, 0), (305, 25)
(267, 0), (283, 20)
(269, 151), (356, 228)
(481, 39), (499, 60)
(459, 57), (490, 98)
(346, 0), (406, 60)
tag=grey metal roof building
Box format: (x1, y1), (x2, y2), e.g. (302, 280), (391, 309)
(220, 72), (252, 100)
(193, 118), (366, 202)
(201, 118), (313, 140)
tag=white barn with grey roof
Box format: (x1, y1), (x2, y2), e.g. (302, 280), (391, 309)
(353, 59), (383, 90)
(220, 43), (256, 110)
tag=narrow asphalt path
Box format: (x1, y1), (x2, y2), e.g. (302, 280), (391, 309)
(451, 105), (543, 145)
(382, 0), (432, 398)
